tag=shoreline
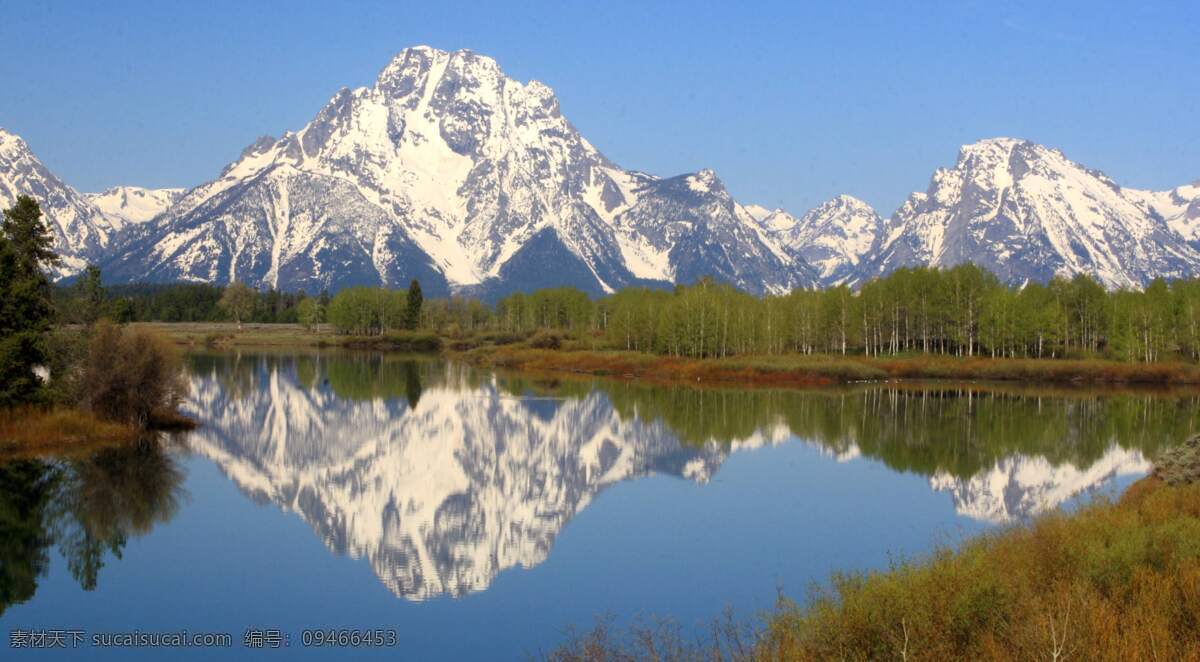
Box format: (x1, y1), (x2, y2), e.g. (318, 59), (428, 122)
(135, 322), (1200, 388)
(459, 345), (1200, 388)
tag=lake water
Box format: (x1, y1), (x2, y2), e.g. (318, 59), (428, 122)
(3, 351), (1196, 659)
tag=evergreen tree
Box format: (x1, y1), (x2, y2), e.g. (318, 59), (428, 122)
(75, 264), (105, 325)
(405, 280), (423, 330)
(0, 196), (59, 406)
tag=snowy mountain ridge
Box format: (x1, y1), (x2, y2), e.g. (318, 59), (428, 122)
(1, 49), (1198, 292)
(87, 185), (184, 228)
(929, 445), (1151, 523)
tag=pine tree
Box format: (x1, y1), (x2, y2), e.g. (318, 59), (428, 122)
(0, 196), (59, 406)
(76, 264), (105, 325)
(405, 280), (423, 330)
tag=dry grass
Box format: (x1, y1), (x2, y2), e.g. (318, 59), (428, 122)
(756, 477), (1200, 661)
(0, 407), (136, 459)
(874, 355), (1200, 384)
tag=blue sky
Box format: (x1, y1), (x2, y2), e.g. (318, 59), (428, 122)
(0, 0), (1195, 215)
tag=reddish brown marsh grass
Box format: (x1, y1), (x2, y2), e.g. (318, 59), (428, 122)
(0, 407), (135, 459)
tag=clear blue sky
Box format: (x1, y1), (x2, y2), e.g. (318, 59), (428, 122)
(0, 0), (1195, 216)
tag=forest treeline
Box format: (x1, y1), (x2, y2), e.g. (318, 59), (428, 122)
(60, 262), (1200, 363)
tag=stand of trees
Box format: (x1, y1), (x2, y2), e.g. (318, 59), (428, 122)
(491, 265), (1200, 364)
(45, 242), (1200, 364)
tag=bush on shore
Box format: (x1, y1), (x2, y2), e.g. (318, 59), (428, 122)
(80, 321), (187, 428)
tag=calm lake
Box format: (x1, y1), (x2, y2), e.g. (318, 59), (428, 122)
(3, 351), (1196, 659)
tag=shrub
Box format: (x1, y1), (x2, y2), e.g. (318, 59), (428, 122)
(384, 331), (442, 352)
(529, 329), (566, 350)
(81, 321), (187, 428)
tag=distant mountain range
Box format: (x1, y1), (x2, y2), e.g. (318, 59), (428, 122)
(2, 46), (1197, 295)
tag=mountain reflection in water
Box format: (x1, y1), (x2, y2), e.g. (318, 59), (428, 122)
(179, 353), (1196, 600)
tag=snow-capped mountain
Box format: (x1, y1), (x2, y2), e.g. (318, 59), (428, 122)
(0, 128), (120, 276)
(86, 185), (184, 228)
(102, 46), (811, 297)
(930, 446), (1151, 523)
(757, 195), (883, 286)
(860, 138), (1200, 288)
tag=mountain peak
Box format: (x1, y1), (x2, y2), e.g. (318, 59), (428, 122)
(687, 168), (722, 193)
(0, 127), (28, 154)
(831, 193), (872, 209)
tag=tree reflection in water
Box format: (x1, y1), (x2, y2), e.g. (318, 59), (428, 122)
(0, 437), (185, 615)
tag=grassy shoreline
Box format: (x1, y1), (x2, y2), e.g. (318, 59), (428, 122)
(133, 322), (442, 352)
(0, 406), (198, 460)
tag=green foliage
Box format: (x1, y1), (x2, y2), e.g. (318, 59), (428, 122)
(327, 287), (407, 335)
(102, 283), (225, 322)
(324, 355), (426, 406)
(74, 264), (106, 325)
(217, 282), (256, 327)
(31, 255), (1200, 365)
(496, 287), (594, 334)
(295, 297), (324, 331)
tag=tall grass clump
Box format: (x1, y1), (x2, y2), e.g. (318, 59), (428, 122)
(81, 321), (187, 428)
(754, 479), (1200, 661)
